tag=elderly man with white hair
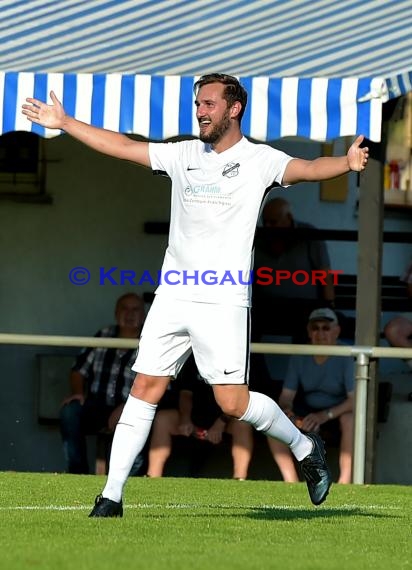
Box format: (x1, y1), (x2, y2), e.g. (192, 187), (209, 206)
(267, 308), (354, 484)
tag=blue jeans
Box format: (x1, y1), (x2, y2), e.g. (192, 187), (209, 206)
(60, 399), (145, 475)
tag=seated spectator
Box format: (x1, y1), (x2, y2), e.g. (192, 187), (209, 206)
(147, 354), (254, 480)
(384, 259), (412, 372)
(60, 292), (145, 474)
(268, 308), (354, 484)
(250, 197), (337, 414)
(252, 197), (335, 342)
(149, 355), (302, 482)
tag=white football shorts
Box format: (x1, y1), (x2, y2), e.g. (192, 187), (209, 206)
(132, 295), (250, 385)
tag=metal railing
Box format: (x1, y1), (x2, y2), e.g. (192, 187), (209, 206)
(1, 332), (411, 484)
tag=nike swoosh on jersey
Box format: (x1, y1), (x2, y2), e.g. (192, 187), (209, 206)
(186, 166), (201, 171)
(224, 369), (239, 375)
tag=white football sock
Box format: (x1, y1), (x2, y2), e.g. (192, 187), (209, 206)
(102, 395), (157, 503)
(240, 391), (312, 461)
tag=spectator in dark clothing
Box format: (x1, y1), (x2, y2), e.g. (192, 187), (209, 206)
(252, 197), (335, 342)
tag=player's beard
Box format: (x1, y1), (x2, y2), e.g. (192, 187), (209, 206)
(199, 108), (231, 144)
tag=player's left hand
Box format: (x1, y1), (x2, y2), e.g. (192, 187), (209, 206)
(347, 135), (369, 172)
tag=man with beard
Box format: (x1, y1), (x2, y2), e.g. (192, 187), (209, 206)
(22, 73), (369, 517)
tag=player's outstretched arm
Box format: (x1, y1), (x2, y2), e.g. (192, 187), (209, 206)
(283, 135), (369, 185)
(22, 91), (150, 167)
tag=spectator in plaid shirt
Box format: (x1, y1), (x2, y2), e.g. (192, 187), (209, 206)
(60, 293), (145, 474)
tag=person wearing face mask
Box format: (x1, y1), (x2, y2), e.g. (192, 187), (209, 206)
(267, 308), (354, 484)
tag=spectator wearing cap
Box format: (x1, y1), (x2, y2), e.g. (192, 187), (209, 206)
(266, 307), (354, 484)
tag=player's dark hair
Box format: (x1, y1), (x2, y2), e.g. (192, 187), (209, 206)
(194, 73), (247, 124)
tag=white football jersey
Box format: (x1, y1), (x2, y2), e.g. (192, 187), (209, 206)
(149, 137), (293, 306)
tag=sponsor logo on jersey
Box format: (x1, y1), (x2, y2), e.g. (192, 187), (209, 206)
(222, 162), (240, 177)
(184, 184), (221, 196)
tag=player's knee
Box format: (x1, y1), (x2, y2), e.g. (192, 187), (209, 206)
(131, 373), (170, 402)
(218, 401), (244, 418)
(213, 386), (249, 418)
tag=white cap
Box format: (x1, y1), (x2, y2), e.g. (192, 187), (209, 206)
(308, 308), (338, 324)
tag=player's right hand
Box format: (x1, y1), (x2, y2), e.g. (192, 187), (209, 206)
(22, 90), (65, 129)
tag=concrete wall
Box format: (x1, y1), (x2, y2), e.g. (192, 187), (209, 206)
(0, 134), (169, 472)
(0, 134), (410, 479)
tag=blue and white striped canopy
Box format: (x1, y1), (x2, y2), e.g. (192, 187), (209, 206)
(1, 0), (412, 142)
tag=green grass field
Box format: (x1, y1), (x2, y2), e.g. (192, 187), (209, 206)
(0, 472), (410, 570)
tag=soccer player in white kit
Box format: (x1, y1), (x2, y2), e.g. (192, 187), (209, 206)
(23, 74), (369, 516)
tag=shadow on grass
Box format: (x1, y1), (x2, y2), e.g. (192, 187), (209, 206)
(246, 506), (395, 521)
(130, 504), (397, 522)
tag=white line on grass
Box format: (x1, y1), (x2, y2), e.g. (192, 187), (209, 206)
(0, 503), (400, 512)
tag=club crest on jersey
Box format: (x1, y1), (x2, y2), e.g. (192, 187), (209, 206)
(222, 162), (240, 178)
